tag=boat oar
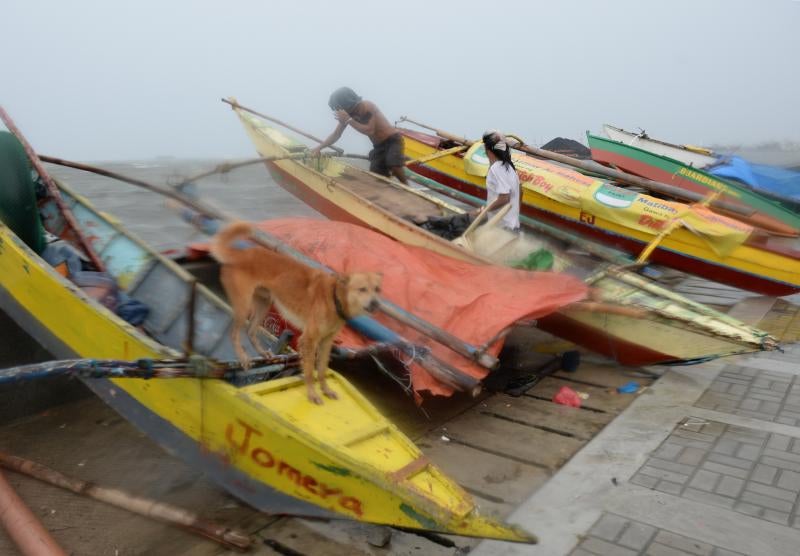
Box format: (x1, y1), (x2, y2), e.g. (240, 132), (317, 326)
(396, 116), (766, 223)
(0, 470), (68, 556)
(0, 106), (107, 272)
(222, 97), (344, 155)
(35, 157), (482, 393)
(0, 452), (253, 551)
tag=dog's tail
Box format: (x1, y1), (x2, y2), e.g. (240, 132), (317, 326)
(210, 221), (254, 264)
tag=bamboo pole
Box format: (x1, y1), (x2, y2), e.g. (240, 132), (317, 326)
(172, 152), (369, 190)
(396, 116), (762, 221)
(0, 470), (67, 556)
(0, 106), (106, 272)
(222, 97), (344, 154)
(0, 453), (253, 551)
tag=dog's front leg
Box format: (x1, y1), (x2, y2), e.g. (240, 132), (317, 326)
(247, 290), (275, 359)
(299, 333), (323, 405)
(316, 334), (338, 400)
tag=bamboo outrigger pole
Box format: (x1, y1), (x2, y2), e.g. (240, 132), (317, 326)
(0, 106), (107, 272)
(222, 98), (345, 155)
(0, 470), (67, 556)
(396, 116), (764, 222)
(0, 453), (253, 551)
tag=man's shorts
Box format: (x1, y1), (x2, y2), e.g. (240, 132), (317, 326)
(368, 134), (404, 176)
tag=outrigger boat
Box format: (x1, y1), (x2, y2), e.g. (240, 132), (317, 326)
(395, 124), (800, 296)
(601, 124), (718, 169)
(594, 124), (800, 212)
(227, 101), (779, 367)
(0, 123), (535, 542)
(588, 128), (800, 234)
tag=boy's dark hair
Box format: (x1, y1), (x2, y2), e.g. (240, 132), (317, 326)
(482, 131), (515, 170)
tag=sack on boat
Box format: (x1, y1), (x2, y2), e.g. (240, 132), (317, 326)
(41, 240), (85, 277)
(115, 293), (150, 326)
(72, 271), (118, 311)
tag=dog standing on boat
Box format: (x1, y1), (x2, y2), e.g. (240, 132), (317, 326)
(210, 221), (382, 404)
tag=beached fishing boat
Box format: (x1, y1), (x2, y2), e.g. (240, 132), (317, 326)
(602, 125), (718, 169)
(0, 131), (534, 542)
(588, 130), (800, 234)
(598, 125), (800, 210)
(397, 127), (800, 296)
(229, 103), (779, 366)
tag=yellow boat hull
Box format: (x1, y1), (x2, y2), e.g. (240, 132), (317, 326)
(0, 182), (535, 542)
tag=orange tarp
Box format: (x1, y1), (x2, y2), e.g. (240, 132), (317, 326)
(198, 219), (588, 396)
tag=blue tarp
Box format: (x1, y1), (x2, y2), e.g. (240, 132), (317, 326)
(710, 156), (800, 203)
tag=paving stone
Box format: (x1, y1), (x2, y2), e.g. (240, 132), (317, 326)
(589, 512), (629, 542)
(739, 490), (794, 512)
(744, 481), (797, 502)
(652, 530), (714, 555)
(764, 448), (800, 464)
(617, 521), (657, 550)
(776, 469), (800, 491)
(706, 453), (754, 471)
(751, 463), (778, 485)
(654, 443), (684, 461)
(674, 430), (719, 443)
(580, 537), (638, 556)
(711, 439), (738, 456)
(570, 549), (595, 556)
(677, 447), (706, 466)
(737, 399), (760, 411)
(689, 470), (721, 492)
(631, 473), (659, 489)
(648, 458), (698, 476)
(701, 460), (750, 480)
(715, 476), (744, 498)
(733, 501), (763, 517)
(762, 509), (790, 525)
(766, 434), (791, 451)
(683, 487), (735, 509)
(638, 466), (690, 484)
(734, 443), (761, 461)
(761, 455), (800, 472)
(654, 480), (683, 495)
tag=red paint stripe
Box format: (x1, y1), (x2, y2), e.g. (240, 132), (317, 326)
(537, 313), (680, 366)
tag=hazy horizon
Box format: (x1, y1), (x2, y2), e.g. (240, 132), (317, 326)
(3, 0), (799, 161)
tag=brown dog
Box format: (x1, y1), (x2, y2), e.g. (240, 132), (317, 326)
(210, 221), (382, 404)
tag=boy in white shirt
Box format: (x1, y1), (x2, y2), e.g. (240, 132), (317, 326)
(472, 131), (521, 231)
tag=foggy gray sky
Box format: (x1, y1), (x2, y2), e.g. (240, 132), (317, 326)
(3, 0), (799, 160)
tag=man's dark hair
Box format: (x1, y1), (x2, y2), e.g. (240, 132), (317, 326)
(328, 87), (362, 113)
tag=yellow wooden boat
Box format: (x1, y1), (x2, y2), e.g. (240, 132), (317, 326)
(400, 128), (800, 296)
(0, 142), (534, 542)
(230, 105), (778, 367)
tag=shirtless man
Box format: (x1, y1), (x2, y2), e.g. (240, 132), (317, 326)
(311, 87), (408, 184)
